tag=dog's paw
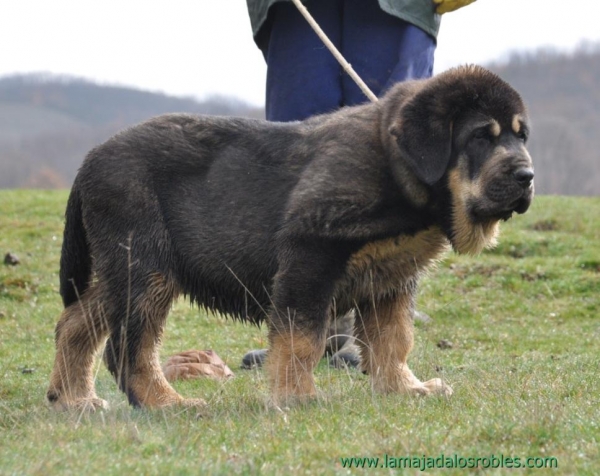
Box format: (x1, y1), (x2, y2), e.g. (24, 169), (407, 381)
(421, 378), (453, 397)
(373, 373), (453, 397)
(49, 396), (109, 412)
(269, 392), (318, 411)
(177, 398), (208, 408)
(139, 395), (208, 410)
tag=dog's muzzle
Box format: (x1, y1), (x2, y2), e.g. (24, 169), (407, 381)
(472, 161), (535, 222)
(511, 167), (534, 214)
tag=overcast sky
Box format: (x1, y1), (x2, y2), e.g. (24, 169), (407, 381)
(1, 0), (599, 106)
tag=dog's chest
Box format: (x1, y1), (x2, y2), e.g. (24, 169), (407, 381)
(337, 227), (450, 303)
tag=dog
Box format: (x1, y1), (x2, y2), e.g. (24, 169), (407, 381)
(47, 65), (534, 411)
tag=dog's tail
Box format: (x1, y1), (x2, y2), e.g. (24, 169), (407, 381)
(59, 185), (92, 308)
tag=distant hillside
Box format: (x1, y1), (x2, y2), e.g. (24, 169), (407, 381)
(0, 73), (261, 126)
(1, 45), (600, 194)
(0, 74), (263, 188)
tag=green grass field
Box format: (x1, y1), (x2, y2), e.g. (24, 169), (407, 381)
(1, 190), (598, 475)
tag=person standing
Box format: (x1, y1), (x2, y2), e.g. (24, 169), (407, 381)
(247, 0), (476, 121)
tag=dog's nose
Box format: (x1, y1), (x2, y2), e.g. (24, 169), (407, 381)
(513, 168), (534, 188)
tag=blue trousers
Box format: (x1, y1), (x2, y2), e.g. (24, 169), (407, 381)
(258, 0), (436, 122)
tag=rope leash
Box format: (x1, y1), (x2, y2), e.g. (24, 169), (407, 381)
(290, 0), (379, 103)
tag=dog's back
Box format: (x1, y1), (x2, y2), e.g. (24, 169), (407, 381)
(67, 114), (308, 322)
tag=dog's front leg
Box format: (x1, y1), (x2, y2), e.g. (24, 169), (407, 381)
(266, 319), (325, 406)
(356, 293), (452, 397)
(266, 240), (348, 405)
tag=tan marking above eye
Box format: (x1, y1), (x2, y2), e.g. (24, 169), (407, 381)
(512, 115), (522, 135)
(490, 120), (501, 137)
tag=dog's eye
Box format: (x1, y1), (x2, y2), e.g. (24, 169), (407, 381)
(517, 129), (529, 142)
(471, 128), (492, 143)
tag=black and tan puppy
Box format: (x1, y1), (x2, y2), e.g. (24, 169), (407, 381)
(47, 65), (534, 411)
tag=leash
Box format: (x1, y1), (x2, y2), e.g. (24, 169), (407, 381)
(290, 0), (379, 103)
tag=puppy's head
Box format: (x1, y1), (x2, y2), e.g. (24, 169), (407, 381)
(387, 65), (534, 254)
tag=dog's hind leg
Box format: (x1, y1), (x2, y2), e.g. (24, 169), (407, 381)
(47, 285), (110, 411)
(356, 293), (453, 397)
(103, 272), (206, 409)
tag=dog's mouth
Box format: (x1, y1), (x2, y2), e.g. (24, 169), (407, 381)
(470, 190), (533, 223)
(512, 194), (532, 214)
(468, 167), (535, 223)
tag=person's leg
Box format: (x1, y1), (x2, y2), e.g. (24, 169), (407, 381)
(259, 0), (343, 121)
(342, 0), (436, 106)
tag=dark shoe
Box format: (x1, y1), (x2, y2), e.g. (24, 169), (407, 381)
(241, 349), (268, 369)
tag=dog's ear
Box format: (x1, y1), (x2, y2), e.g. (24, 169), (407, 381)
(389, 92), (453, 185)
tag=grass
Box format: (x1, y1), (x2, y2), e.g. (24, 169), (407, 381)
(1, 190), (599, 475)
